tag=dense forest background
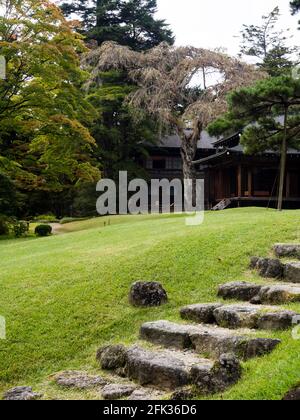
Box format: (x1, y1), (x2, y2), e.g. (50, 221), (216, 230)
(0, 0), (299, 227)
(0, 0), (174, 220)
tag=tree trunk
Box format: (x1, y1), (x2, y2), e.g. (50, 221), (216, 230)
(179, 121), (203, 206)
(277, 107), (288, 211)
(96, 0), (102, 29)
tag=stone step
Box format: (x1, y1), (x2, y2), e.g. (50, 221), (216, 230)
(257, 284), (300, 304)
(274, 244), (300, 259)
(213, 304), (298, 330)
(125, 346), (242, 393)
(284, 262), (300, 283)
(180, 303), (299, 331)
(250, 257), (284, 279)
(97, 344), (242, 393)
(218, 281), (300, 304)
(250, 258), (300, 283)
(218, 282), (262, 302)
(140, 320), (280, 360)
(180, 303), (223, 324)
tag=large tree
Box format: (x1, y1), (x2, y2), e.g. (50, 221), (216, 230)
(208, 76), (300, 211)
(60, 0), (174, 50)
(239, 7), (298, 76)
(291, 0), (300, 27)
(0, 0), (100, 194)
(61, 0), (169, 183)
(84, 42), (262, 188)
(88, 70), (158, 180)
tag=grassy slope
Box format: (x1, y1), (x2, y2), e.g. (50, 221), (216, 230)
(0, 208), (300, 400)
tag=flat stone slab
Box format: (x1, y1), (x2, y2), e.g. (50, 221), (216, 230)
(124, 346), (241, 393)
(250, 257), (284, 278)
(213, 304), (298, 331)
(274, 244), (300, 259)
(284, 262), (300, 283)
(218, 282), (262, 301)
(219, 282), (300, 304)
(54, 371), (107, 389)
(256, 284), (300, 304)
(180, 303), (223, 324)
(128, 389), (165, 400)
(140, 320), (280, 360)
(250, 257), (300, 283)
(101, 383), (136, 400)
(140, 320), (198, 350)
(3, 386), (42, 401)
(126, 346), (208, 390)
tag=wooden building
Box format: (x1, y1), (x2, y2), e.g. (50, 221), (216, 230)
(143, 130), (300, 210)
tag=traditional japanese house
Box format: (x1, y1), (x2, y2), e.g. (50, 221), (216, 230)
(143, 130), (300, 209)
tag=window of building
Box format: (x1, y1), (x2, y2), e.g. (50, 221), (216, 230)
(146, 158), (153, 169)
(152, 158), (166, 169)
(166, 157), (182, 170)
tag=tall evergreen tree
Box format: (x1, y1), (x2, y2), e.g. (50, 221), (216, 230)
(61, 0), (174, 50)
(239, 7), (298, 76)
(291, 0), (300, 14)
(291, 0), (300, 27)
(61, 0), (172, 184)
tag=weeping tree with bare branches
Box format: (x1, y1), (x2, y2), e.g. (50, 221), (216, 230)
(83, 42), (264, 186)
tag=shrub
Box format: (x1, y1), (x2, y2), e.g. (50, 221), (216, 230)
(35, 224), (52, 237)
(0, 215), (9, 236)
(13, 221), (29, 238)
(33, 214), (59, 223)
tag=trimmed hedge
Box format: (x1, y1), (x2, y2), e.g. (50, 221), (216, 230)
(35, 224), (52, 237)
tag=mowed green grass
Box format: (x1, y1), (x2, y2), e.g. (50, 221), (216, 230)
(0, 208), (300, 400)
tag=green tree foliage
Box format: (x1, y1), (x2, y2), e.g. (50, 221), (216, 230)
(239, 7), (298, 76)
(208, 76), (300, 211)
(61, 0), (174, 50)
(0, 172), (23, 216)
(61, 0), (167, 184)
(291, 0), (300, 14)
(0, 0), (100, 194)
(88, 70), (157, 180)
(291, 0), (300, 27)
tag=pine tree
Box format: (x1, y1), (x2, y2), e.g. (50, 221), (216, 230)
(60, 0), (174, 50)
(291, 0), (300, 27)
(61, 0), (171, 184)
(291, 0), (300, 14)
(239, 7), (298, 76)
(208, 76), (300, 211)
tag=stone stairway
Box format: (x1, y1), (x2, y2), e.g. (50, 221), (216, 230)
(6, 244), (299, 400)
(94, 243), (300, 399)
(219, 243), (300, 305)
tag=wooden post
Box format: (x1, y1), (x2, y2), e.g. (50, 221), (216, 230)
(247, 169), (252, 197)
(237, 165), (242, 197)
(217, 169), (222, 199)
(286, 171), (290, 198)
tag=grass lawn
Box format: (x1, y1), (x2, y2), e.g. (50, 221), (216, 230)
(0, 208), (300, 400)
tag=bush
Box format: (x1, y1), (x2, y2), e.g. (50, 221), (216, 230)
(0, 215), (9, 236)
(33, 214), (59, 223)
(35, 224), (52, 237)
(13, 221), (29, 238)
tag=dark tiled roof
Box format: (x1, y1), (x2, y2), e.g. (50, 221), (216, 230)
(156, 131), (300, 155)
(156, 130), (217, 150)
